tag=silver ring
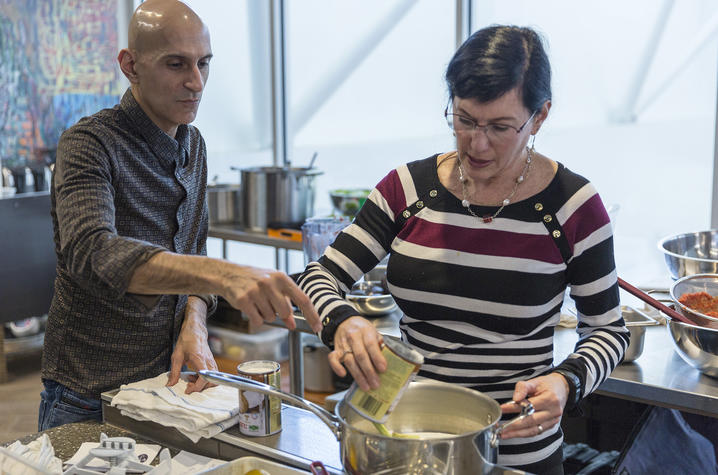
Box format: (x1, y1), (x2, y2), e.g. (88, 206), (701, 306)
(537, 424), (544, 434)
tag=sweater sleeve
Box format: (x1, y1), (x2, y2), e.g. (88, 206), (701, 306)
(297, 168), (408, 347)
(554, 182), (630, 398)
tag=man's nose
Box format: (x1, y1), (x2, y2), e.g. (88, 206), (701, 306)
(185, 66), (205, 92)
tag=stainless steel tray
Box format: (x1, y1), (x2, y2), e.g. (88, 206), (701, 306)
(100, 389), (343, 474)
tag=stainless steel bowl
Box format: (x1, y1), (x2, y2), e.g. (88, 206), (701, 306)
(329, 189), (371, 216)
(658, 230), (718, 279)
(669, 273), (718, 329)
(346, 280), (397, 316)
(667, 318), (718, 378)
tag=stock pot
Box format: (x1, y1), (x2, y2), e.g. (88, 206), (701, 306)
(239, 166), (322, 232)
(200, 370), (533, 475)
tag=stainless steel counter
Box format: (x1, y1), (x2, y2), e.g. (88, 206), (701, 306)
(286, 310), (718, 419)
(554, 324), (718, 418)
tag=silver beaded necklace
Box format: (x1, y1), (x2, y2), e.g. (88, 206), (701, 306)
(457, 146), (533, 224)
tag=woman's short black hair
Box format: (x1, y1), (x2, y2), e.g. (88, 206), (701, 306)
(445, 25), (551, 113)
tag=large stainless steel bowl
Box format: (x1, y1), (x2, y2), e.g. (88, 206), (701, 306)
(667, 318), (718, 378)
(346, 280), (397, 316)
(658, 230), (718, 279)
(669, 273), (718, 329)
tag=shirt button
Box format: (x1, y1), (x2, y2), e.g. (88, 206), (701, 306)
(552, 230), (562, 238)
(323, 317), (330, 325)
(402, 210), (411, 218)
(416, 201), (424, 209)
(534, 203), (544, 211)
(429, 190), (438, 198)
(543, 215), (552, 223)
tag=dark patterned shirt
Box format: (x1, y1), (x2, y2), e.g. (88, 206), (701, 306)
(42, 89), (210, 398)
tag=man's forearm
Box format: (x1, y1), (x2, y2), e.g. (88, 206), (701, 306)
(126, 251), (229, 297)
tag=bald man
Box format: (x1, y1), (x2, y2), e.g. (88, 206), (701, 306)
(39, 0), (320, 431)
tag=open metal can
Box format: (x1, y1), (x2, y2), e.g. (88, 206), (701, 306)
(345, 337), (424, 423)
(236, 360), (282, 436)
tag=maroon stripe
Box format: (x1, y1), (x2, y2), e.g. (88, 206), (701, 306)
(396, 217), (565, 264)
(562, 193), (609, 245)
(376, 169), (407, 219)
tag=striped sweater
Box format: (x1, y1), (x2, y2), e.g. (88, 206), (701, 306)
(298, 154), (629, 468)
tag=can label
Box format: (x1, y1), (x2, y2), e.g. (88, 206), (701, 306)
(236, 360), (282, 436)
(346, 338), (423, 423)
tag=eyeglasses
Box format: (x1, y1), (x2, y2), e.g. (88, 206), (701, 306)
(444, 107), (536, 142)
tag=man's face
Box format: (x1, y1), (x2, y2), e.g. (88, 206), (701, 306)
(132, 23), (212, 136)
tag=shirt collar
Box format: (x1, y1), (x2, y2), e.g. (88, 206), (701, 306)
(120, 89), (190, 167)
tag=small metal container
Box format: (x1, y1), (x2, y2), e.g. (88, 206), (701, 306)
(622, 306), (659, 362)
(236, 360), (282, 436)
(345, 337), (424, 423)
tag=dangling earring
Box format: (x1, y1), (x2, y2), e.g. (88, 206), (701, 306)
(529, 134), (536, 154)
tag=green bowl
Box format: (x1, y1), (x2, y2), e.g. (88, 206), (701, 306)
(329, 189), (371, 216)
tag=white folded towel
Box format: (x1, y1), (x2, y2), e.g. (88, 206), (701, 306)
(111, 372), (239, 443)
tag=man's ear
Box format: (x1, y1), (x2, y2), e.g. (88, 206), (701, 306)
(118, 49), (139, 84)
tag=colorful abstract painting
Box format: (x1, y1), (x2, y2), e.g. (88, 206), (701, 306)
(0, 0), (123, 170)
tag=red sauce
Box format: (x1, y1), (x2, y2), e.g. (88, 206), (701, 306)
(679, 291), (718, 317)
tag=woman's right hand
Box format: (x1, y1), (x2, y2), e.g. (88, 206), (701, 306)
(329, 316), (387, 391)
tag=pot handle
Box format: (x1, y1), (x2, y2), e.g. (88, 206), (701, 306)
(199, 370), (342, 439)
(489, 399), (535, 448)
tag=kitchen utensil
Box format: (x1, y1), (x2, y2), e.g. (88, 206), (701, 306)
(622, 306), (659, 362)
(329, 188), (371, 216)
(658, 230), (718, 279)
(346, 280), (397, 316)
(200, 370), (535, 475)
(240, 166), (322, 232)
(667, 316), (718, 378)
(617, 277), (694, 325)
(669, 273), (718, 329)
(207, 183), (241, 225)
(309, 460), (329, 475)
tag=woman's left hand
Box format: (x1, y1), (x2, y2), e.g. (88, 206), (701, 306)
(498, 373), (570, 439)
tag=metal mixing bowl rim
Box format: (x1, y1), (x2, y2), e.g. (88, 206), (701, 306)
(657, 230), (718, 264)
(669, 273), (718, 324)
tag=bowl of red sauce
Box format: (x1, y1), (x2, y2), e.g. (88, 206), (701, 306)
(670, 274), (718, 329)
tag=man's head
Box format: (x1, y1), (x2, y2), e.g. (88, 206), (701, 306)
(118, 0), (212, 137)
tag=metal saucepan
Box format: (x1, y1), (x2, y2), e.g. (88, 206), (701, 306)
(200, 370), (534, 475)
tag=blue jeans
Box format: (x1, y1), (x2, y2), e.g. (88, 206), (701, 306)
(38, 379), (102, 431)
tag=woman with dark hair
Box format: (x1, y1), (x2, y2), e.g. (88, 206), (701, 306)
(298, 25), (629, 473)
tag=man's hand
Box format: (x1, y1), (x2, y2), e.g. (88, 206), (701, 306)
(221, 266), (321, 333)
(329, 316), (386, 391)
(167, 297), (218, 394)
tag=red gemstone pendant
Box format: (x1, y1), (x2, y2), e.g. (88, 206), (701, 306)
(482, 215), (493, 224)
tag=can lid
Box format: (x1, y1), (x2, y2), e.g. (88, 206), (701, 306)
(237, 360), (281, 374)
(383, 337), (424, 365)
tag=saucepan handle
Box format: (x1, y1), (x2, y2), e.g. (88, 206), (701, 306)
(198, 370), (342, 438)
(489, 399), (535, 448)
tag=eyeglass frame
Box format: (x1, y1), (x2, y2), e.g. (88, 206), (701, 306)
(444, 104), (537, 138)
